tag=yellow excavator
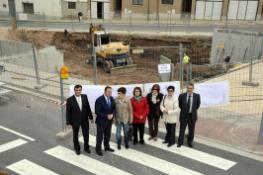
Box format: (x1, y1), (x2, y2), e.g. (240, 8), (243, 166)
(89, 24), (136, 74)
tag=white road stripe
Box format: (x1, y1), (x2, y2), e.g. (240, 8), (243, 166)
(0, 125), (35, 141)
(45, 146), (133, 175)
(111, 126), (236, 170)
(7, 159), (59, 175)
(80, 136), (204, 175)
(0, 139), (27, 153)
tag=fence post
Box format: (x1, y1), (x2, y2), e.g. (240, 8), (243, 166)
(242, 34), (259, 87)
(258, 112), (263, 145)
(179, 43), (184, 90)
(32, 43), (41, 86)
(59, 75), (65, 132)
(189, 62), (192, 82)
(56, 69), (71, 140)
(91, 33), (98, 85)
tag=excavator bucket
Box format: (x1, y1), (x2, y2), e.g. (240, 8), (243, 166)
(110, 64), (137, 75)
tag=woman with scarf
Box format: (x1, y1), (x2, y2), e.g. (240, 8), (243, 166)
(130, 87), (149, 145)
(146, 84), (164, 141)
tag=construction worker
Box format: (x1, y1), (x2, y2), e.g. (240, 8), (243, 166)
(183, 53), (190, 64)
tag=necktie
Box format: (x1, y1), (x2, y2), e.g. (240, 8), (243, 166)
(107, 97), (111, 107)
(187, 95), (191, 113)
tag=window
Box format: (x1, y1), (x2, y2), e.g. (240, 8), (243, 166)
(23, 3), (34, 14)
(3, 4), (6, 8)
(132, 0), (143, 5)
(101, 35), (110, 45)
(68, 2), (76, 9)
(162, 0), (173, 5)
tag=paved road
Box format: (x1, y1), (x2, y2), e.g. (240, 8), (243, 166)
(0, 19), (262, 33)
(0, 91), (262, 175)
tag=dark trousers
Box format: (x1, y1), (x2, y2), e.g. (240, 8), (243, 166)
(72, 121), (89, 151)
(148, 118), (160, 138)
(96, 123), (112, 152)
(133, 123), (145, 143)
(164, 123), (176, 144)
(178, 114), (196, 145)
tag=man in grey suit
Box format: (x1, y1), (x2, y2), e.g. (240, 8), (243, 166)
(177, 83), (201, 148)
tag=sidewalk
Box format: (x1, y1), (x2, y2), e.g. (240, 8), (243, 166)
(1, 16), (262, 27)
(0, 62), (263, 158)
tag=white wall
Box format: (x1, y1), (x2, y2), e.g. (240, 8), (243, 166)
(0, 0), (9, 13)
(15, 0), (62, 17)
(91, 0), (111, 19)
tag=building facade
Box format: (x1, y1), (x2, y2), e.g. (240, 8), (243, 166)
(120, 0), (263, 21)
(192, 0), (262, 21)
(0, 0), (262, 21)
(16, 0), (62, 18)
(61, 0), (90, 19)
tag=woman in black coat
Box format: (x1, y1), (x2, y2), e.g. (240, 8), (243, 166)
(146, 84), (164, 141)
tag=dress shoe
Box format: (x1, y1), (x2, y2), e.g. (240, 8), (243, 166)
(177, 144), (182, 148)
(75, 150), (80, 155)
(117, 144), (121, 150)
(96, 150), (103, 156)
(125, 145), (129, 149)
(167, 143), (175, 147)
(139, 140), (145, 145)
(84, 148), (91, 154)
(105, 148), (115, 152)
(188, 142), (193, 148)
(162, 140), (168, 144)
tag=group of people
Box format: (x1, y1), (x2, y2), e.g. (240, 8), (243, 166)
(66, 83), (201, 156)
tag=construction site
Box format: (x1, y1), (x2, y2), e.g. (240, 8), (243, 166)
(0, 27), (218, 85)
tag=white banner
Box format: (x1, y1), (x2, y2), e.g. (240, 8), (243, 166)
(195, 81), (230, 107)
(69, 81), (230, 111)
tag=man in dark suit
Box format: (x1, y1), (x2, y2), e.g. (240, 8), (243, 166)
(177, 83), (201, 148)
(95, 86), (115, 156)
(66, 84), (94, 155)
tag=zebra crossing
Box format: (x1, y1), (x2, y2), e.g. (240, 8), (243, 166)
(3, 124), (263, 175)
(110, 126), (236, 170)
(1, 133), (241, 175)
(0, 139), (28, 153)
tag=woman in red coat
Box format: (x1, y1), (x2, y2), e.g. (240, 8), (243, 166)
(130, 87), (149, 145)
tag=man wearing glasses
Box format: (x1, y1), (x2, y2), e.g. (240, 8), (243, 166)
(177, 83), (201, 148)
(66, 85), (94, 155)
